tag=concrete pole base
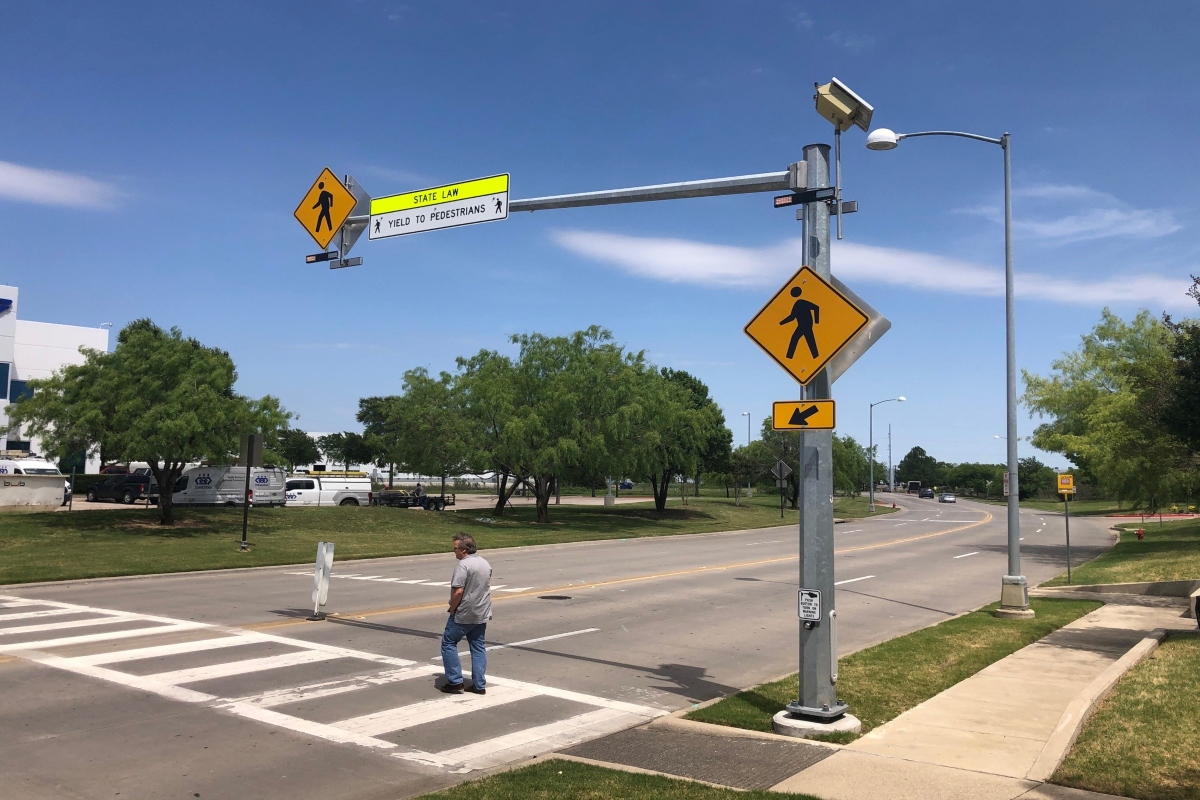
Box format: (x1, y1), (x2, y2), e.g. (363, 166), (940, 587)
(994, 607), (1036, 620)
(773, 710), (861, 738)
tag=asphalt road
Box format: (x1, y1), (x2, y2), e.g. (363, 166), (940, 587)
(0, 496), (1114, 799)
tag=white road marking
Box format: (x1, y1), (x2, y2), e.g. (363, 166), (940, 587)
(0, 623), (208, 653)
(435, 627), (603, 662)
(334, 684), (537, 736)
(76, 634), (271, 666)
(217, 700), (400, 750)
(953, 552), (981, 559)
(146, 650), (345, 685)
(236, 664), (443, 708)
(18, 649), (216, 703)
(347, 575), (386, 581)
(498, 587), (533, 593)
(0, 615), (133, 636)
(746, 540), (782, 546)
(0, 600), (38, 609)
(0, 608), (89, 622)
(842, 529), (861, 533)
(423, 582), (452, 587)
(834, 575), (875, 586)
(894, 522), (907, 526)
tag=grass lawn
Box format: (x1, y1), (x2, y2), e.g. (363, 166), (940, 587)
(686, 598), (1101, 741)
(421, 759), (816, 800)
(1044, 518), (1200, 586)
(0, 493), (887, 585)
(973, 497), (1132, 516)
(1054, 635), (1200, 800)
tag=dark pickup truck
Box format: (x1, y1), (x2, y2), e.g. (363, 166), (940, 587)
(86, 473), (159, 504)
(372, 490), (455, 511)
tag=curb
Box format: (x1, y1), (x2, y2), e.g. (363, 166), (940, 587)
(647, 714), (842, 749)
(548, 753), (743, 791)
(1024, 628), (1168, 782)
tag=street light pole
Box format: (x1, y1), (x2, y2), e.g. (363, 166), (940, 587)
(865, 128), (1032, 618)
(868, 397), (904, 512)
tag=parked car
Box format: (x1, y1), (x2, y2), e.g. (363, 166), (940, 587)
(937, 492), (957, 503)
(87, 473), (159, 504)
(172, 466), (287, 507)
(918, 488), (935, 499)
(373, 489), (455, 511)
(63, 479), (72, 506)
(285, 472), (372, 507)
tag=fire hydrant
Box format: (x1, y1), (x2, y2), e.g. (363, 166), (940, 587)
(1135, 528), (1145, 540)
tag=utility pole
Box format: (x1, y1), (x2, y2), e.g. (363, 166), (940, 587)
(785, 142), (853, 730)
(888, 424), (893, 492)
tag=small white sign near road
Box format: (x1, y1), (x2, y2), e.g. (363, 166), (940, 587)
(798, 588), (822, 621)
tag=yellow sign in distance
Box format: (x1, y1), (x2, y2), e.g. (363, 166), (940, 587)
(1058, 473), (1076, 494)
(745, 266), (869, 385)
(294, 168), (357, 250)
(772, 400), (836, 430)
(370, 174), (509, 216)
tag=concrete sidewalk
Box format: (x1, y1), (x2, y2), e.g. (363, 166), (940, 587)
(771, 602), (1194, 799)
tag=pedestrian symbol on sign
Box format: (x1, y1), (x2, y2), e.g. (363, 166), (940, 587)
(313, 182), (335, 232)
(781, 286), (821, 359)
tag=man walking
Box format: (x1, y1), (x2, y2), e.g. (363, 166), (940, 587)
(440, 534), (492, 694)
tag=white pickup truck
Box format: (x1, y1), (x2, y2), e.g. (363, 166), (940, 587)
(285, 473), (372, 507)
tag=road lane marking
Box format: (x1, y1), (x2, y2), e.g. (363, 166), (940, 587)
(235, 664), (443, 708)
(953, 552), (981, 559)
(0, 623), (208, 652)
(145, 650), (345, 685)
(746, 540), (782, 546)
(834, 575), (875, 586)
(333, 684), (537, 736)
(0, 616), (133, 636)
(435, 627), (603, 662)
(250, 509), (995, 627)
(0, 608), (90, 622)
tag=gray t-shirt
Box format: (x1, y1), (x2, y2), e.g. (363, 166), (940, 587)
(451, 554), (492, 624)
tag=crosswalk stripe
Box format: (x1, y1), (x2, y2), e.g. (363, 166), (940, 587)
(332, 684), (536, 736)
(76, 633), (273, 666)
(0, 615), (131, 636)
(0, 622), (209, 653)
(145, 650), (345, 685)
(498, 587), (533, 593)
(487, 675), (665, 717)
(217, 701), (400, 750)
(18, 649), (217, 703)
(0, 608), (89, 622)
(235, 664), (443, 708)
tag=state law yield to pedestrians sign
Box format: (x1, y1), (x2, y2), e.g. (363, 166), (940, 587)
(369, 174), (509, 239)
(295, 168), (358, 250)
(745, 266), (869, 385)
(772, 400), (835, 430)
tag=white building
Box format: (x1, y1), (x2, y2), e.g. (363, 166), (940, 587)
(0, 284), (109, 470)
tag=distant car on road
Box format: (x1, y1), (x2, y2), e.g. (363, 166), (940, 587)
(918, 488), (935, 499)
(937, 492), (957, 503)
(87, 473), (159, 504)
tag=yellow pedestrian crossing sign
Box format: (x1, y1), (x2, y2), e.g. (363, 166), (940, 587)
(295, 168), (357, 250)
(745, 266), (869, 385)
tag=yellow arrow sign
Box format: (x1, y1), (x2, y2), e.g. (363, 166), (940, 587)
(745, 266), (869, 385)
(773, 400), (836, 430)
(294, 168), (357, 250)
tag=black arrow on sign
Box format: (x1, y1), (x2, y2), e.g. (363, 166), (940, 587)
(788, 406), (819, 427)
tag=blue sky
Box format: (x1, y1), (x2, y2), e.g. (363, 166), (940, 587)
(3, 1), (1198, 469)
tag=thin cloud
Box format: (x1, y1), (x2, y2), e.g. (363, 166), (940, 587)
(0, 160), (120, 209)
(827, 31), (875, 52)
(551, 229), (1195, 310)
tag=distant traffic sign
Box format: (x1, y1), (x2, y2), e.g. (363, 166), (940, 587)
(772, 400), (835, 430)
(370, 174), (509, 239)
(771, 460), (793, 480)
(773, 187), (836, 208)
(745, 266), (869, 385)
(295, 168), (357, 250)
(1057, 474), (1076, 495)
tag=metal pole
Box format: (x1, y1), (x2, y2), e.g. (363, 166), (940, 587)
(999, 133), (1030, 616)
(1064, 494), (1072, 585)
(888, 424), (893, 492)
(240, 462), (251, 551)
(786, 142), (846, 722)
(868, 404), (874, 512)
(68, 465), (75, 511)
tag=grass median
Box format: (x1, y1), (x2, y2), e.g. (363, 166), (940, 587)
(1044, 517), (1200, 586)
(421, 759), (817, 800)
(1053, 635), (1200, 800)
(0, 494), (890, 585)
(685, 597), (1101, 742)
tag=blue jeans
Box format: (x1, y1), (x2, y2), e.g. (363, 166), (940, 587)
(442, 616), (487, 689)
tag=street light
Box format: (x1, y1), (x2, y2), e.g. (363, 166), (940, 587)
(867, 126), (1032, 618)
(869, 397), (905, 511)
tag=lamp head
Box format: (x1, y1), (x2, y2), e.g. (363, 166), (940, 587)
(897, 396), (906, 402)
(814, 78), (874, 133)
(866, 128), (901, 151)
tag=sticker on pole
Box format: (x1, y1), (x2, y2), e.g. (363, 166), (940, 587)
(798, 589), (822, 621)
(745, 266), (869, 385)
(369, 174), (508, 239)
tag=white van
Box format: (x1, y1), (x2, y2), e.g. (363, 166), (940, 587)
(0, 457), (64, 511)
(172, 466), (287, 507)
(285, 472), (372, 507)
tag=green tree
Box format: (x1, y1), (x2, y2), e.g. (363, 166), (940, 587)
(385, 368), (473, 498)
(728, 445), (762, 506)
(630, 369), (710, 512)
(10, 319), (288, 525)
(661, 369), (733, 496)
(1017, 456), (1057, 500)
(894, 446), (942, 488)
(357, 396), (405, 487)
(759, 418), (800, 507)
(277, 428), (320, 472)
(455, 350), (525, 514)
(1024, 309), (1191, 512)
(831, 434), (871, 496)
